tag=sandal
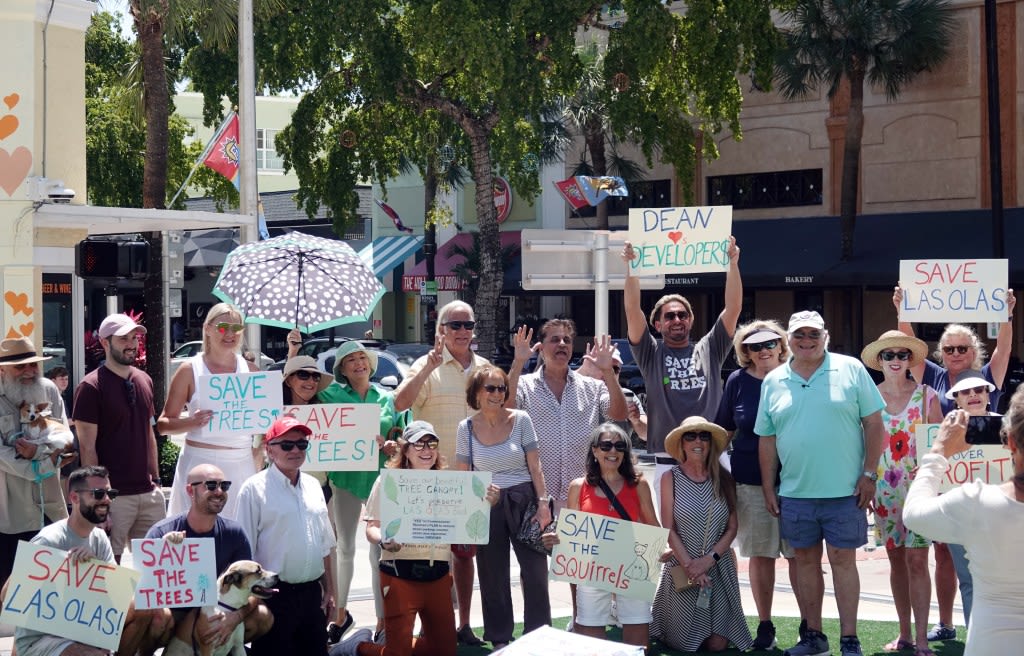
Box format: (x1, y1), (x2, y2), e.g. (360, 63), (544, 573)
(884, 638), (915, 651)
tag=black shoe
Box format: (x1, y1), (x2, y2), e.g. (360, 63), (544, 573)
(752, 620), (777, 650)
(327, 611), (354, 644)
(457, 624), (484, 646)
(799, 618), (808, 641)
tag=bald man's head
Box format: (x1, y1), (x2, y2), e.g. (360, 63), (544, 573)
(186, 463), (230, 516)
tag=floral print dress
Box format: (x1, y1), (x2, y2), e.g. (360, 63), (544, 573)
(874, 383), (936, 549)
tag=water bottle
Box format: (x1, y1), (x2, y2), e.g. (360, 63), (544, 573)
(696, 584), (712, 609)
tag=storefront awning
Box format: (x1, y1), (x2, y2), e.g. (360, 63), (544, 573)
(402, 231), (521, 292)
(358, 235), (424, 279)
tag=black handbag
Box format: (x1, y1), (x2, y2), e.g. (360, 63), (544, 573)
(515, 495), (555, 555)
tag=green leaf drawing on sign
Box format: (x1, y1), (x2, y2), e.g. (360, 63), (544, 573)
(384, 518), (402, 540)
(465, 510), (488, 541)
(471, 475), (486, 499)
(383, 475), (399, 504)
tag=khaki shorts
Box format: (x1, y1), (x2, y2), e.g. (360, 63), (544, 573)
(16, 634), (74, 656)
(109, 487), (167, 555)
(735, 483), (794, 559)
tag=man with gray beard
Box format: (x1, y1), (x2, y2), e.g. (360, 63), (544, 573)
(0, 337), (74, 588)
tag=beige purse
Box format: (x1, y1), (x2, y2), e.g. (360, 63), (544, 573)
(668, 470), (713, 592)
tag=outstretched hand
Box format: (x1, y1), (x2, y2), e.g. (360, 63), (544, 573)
(511, 325), (538, 363)
(582, 335), (617, 373)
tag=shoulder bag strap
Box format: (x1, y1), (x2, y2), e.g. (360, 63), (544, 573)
(596, 478), (632, 521)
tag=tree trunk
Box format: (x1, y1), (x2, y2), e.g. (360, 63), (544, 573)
(586, 122), (609, 231)
(423, 162), (439, 341)
(839, 70), (865, 262)
(464, 121), (501, 362)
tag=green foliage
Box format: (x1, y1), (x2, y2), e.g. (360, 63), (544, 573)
(157, 436), (181, 487)
(465, 510), (488, 541)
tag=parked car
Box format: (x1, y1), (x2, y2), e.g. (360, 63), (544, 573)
(383, 342), (433, 367)
(267, 337), (385, 371)
(169, 341), (274, 376)
(610, 338), (645, 404)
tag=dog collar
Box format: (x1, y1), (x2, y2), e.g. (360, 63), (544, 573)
(218, 601), (240, 612)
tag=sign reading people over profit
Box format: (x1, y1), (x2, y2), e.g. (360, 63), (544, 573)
(196, 371), (283, 439)
(913, 423), (1012, 493)
(898, 259), (1009, 323)
(378, 470), (493, 544)
(281, 404), (381, 471)
(130, 538), (217, 609)
(627, 206), (733, 276)
(0, 542), (139, 651)
(549, 508), (669, 602)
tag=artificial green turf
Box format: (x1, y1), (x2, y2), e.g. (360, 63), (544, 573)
(456, 616), (967, 655)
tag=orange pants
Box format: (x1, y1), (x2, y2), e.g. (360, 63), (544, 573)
(357, 570), (456, 656)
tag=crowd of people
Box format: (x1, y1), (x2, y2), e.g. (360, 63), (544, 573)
(0, 237), (1021, 656)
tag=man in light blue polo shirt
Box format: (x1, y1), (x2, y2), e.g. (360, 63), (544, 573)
(755, 311), (885, 656)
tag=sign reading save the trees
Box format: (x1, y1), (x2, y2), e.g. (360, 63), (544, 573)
(377, 470), (493, 544)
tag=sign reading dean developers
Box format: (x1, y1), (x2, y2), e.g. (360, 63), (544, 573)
(627, 206), (732, 276)
(378, 469), (493, 544)
(196, 371), (283, 439)
(899, 259), (1009, 323)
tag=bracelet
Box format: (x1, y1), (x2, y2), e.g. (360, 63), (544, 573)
(537, 495), (552, 504)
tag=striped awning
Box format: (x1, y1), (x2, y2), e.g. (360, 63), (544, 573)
(358, 235), (424, 279)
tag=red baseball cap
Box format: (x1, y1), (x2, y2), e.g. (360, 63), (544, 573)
(264, 415), (313, 443)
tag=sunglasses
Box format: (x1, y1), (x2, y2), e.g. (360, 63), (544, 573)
(952, 385), (989, 398)
(189, 480), (232, 492)
(411, 440), (440, 451)
(596, 440), (628, 452)
(125, 378), (136, 406)
(880, 350), (911, 361)
(942, 345), (970, 355)
(78, 488), (119, 501)
(483, 384), (507, 394)
(292, 370), (322, 382)
(269, 439), (310, 452)
(661, 311), (690, 322)
(747, 340), (779, 352)
(216, 322), (245, 334)
(445, 321), (476, 331)
(682, 431), (712, 442)
(791, 331), (822, 341)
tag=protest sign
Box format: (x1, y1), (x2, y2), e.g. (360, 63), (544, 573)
(378, 469), (493, 544)
(626, 205), (732, 276)
(549, 508), (669, 602)
(282, 404), (381, 471)
(898, 259), (1009, 323)
(0, 541), (139, 651)
(913, 423), (1012, 493)
(130, 538), (216, 610)
(501, 625), (645, 655)
(196, 371), (283, 439)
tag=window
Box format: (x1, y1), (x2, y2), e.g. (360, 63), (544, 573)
(575, 179), (672, 217)
(256, 128), (284, 171)
(707, 169), (822, 210)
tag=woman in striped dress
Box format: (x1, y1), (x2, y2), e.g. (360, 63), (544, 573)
(650, 416), (752, 652)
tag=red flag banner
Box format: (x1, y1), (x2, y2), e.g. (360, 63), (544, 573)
(554, 177), (590, 211)
(202, 113), (241, 188)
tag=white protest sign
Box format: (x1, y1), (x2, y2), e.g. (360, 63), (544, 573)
(283, 404), (381, 471)
(378, 469), (493, 544)
(913, 423), (1013, 493)
(196, 371), (283, 439)
(626, 205), (732, 276)
(550, 508), (669, 602)
(898, 259), (1009, 323)
(501, 625), (644, 655)
(0, 541), (139, 651)
(130, 538), (217, 609)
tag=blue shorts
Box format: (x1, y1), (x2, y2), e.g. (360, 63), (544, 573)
(779, 496), (867, 550)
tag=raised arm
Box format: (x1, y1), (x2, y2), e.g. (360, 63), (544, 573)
(506, 325), (536, 409)
(721, 236), (742, 337)
(893, 286), (926, 382)
(394, 335), (444, 412)
(622, 242), (648, 345)
(989, 288), (1016, 388)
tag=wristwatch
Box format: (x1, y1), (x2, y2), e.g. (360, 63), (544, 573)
(710, 551), (721, 562)
(862, 471), (878, 482)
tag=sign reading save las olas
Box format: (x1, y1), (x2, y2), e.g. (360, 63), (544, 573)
(913, 423), (1013, 493)
(196, 371), (283, 439)
(378, 470), (493, 544)
(899, 259), (1009, 323)
(627, 206), (733, 276)
(549, 508), (669, 602)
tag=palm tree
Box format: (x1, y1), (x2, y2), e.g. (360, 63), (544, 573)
(774, 0), (956, 260)
(448, 232), (520, 310)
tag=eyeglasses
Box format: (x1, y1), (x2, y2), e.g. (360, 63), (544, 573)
(216, 322), (245, 334)
(125, 378), (136, 406)
(942, 345), (970, 355)
(189, 480), (232, 492)
(661, 311), (690, 322)
(269, 439), (310, 452)
(952, 385), (989, 398)
(596, 440), (628, 452)
(880, 350), (911, 361)
(411, 440), (440, 451)
(292, 370), (321, 382)
(747, 340), (779, 352)
(682, 431), (712, 442)
(546, 336), (572, 345)
(791, 331), (822, 341)
(444, 321), (476, 331)
(77, 488), (119, 501)
(483, 384), (507, 394)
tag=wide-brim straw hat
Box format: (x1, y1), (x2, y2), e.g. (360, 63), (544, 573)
(282, 355), (334, 394)
(0, 337), (51, 366)
(665, 416), (729, 461)
(860, 330), (928, 371)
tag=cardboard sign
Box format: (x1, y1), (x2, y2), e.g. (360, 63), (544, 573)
(898, 259), (1009, 323)
(626, 205), (732, 275)
(377, 469), (493, 544)
(282, 404), (382, 472)
(501, 625), (645, 655)
(549, 508), (669, 602)
(0, 541), (139, 651)
(196, 371), (283, 439)
(130, 538), (217, 609)
(913, 423), (1012, 493)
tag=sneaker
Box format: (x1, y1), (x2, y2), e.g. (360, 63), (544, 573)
(329, 628), (372, 656)
(799, 618), (808, 641)
(752, 620), (777, 650)
(327, 611), (355, 644)
(840, 635), (863, 656)
(783, 629), (830, 656)
(927, 623), (957, 641)
(456, 624), (484, 646)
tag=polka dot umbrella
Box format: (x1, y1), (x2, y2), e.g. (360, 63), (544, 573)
(212, 231), (385, 333)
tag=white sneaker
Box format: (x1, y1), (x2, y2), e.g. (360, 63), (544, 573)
(329, 628), (373, 656)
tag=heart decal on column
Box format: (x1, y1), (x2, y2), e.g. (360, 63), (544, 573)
(0, 146), (32, 196)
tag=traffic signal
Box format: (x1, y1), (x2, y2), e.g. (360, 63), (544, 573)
(75, 239), (150, 280)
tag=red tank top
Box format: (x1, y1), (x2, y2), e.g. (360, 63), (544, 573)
(579, 480), (642, 521)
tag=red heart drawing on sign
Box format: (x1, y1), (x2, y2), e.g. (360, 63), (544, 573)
(667, 231), (683, 244)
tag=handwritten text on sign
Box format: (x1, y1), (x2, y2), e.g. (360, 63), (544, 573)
(627, 206), (732, 276)
(131, 538), (216, 609)
(914, 423), (1012, 493)
(283, 404), (381, 471)
(899, 259), (1009, 323)
(378, 470), (493, 544)
(0, 541), (139, 651)
(196, 371), (283, 439)
(550, 508), (669, 602)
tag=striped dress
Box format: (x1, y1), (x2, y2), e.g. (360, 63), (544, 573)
(650, 467), (752, 651)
